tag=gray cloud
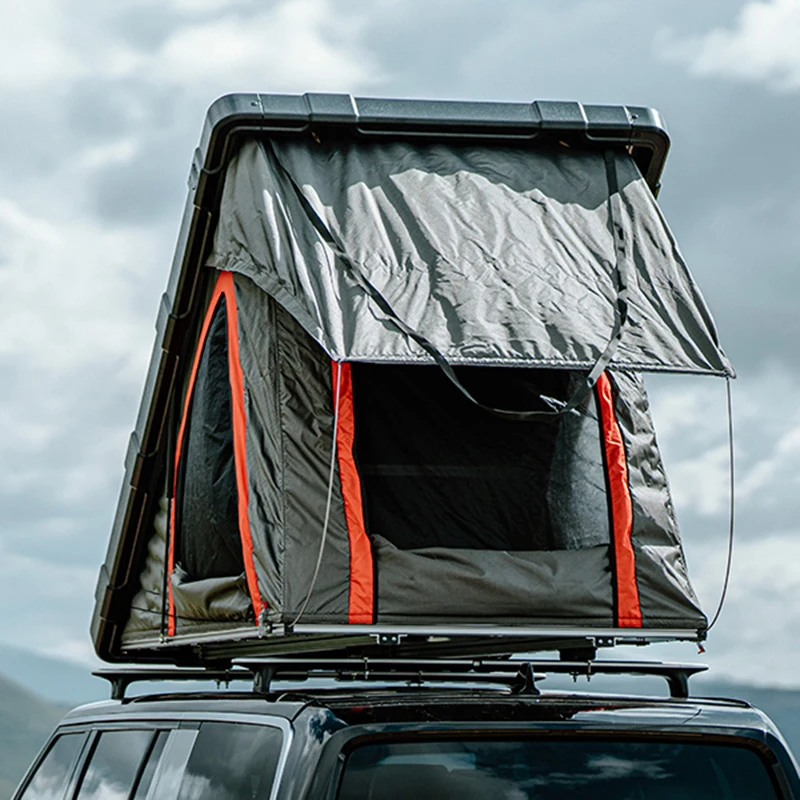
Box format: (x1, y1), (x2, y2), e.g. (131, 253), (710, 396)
(0, 356), (140, 563)
(63, 80), (155, 144)
(107, 5), (188, 52)
(659, 0), (800, 92)
(86, 133), (190, 224)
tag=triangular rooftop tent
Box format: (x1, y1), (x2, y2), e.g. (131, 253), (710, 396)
(92, 94), (732, 664)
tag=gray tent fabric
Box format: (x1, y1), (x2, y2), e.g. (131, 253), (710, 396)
(235, 279), (284, 615)
(171, 566), (252, 625)
(124, 495), (169, 639)
(207, 138), (732, 376)
(124, 496), (253, 642)
(546, 374), (610, 550)
(209, 274), (354, 622)
(118, 130), (724, 650)
(122, 271), (707, 642)
(274, 300), (351, 620)
(611, 371), (705, 627)
(374, 538), (614, 623)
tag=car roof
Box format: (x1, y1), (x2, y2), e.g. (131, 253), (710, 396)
(57, 686), (779, 739)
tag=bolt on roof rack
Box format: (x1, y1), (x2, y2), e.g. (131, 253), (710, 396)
(94, 657), (707, 702)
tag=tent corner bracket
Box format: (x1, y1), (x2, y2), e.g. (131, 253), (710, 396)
(374, 633), (406, 647)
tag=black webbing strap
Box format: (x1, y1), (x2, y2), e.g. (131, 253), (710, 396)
(266, 141), (629, 422)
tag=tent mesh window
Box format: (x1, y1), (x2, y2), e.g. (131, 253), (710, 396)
(174, 297), (245, 580)
(351, 364), (610, 552)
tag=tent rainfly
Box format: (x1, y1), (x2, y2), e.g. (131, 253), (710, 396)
(112, 116), (731, 656)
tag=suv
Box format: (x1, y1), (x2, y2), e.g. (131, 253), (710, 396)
(13, 658), (800, 799)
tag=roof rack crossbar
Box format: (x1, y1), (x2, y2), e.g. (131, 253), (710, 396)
(94, 667), (252, 701)
(94, 658), (707, 701)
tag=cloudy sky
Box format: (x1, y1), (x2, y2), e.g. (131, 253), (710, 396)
(1, 0), (799, 686)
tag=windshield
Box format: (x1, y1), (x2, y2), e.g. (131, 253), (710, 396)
(337, 739), (780, 799)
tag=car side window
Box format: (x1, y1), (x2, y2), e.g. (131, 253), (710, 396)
(17, 733), (86, 800)
(176, 722), (283, 800)
(131, 731), (168, 800)
(139, 730), (198, 800)
(74, 730), (154, 800)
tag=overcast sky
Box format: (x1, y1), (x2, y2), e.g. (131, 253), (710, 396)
(1, 0), (799, 686)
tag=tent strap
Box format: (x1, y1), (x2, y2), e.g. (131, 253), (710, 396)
(266, 141), (629, 422)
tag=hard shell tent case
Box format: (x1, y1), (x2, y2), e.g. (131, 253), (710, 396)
(91, 94), (730, 665)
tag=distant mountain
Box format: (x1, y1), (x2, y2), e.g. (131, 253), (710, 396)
(0, 673), (66, 798)
(0, 644), (104, 706)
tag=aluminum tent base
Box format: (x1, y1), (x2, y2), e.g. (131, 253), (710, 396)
(119, 624), (704, 665)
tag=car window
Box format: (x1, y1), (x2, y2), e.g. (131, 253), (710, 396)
(74, 730), (154, 800)
(131, 731), (168, 800)
(17, 733), (86, 800)
(338, 739), (781, 799)
(140, 730), (198, 800)
(176, 722), (282, 800)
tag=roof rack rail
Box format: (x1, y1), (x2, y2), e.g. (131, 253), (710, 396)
(94, 658), (707, 702)
(94, 667), (251, 701)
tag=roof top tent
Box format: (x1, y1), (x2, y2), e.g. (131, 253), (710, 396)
(91, 94), (732, 666)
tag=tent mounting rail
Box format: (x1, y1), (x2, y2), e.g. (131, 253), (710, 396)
(121, 625), (706, 664)
(289, 624), (702, 643)
(128, 624), (703, 651)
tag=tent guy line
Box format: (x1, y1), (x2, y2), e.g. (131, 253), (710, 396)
(706, 376), (736, 632)
(289, 359), (343, 628)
